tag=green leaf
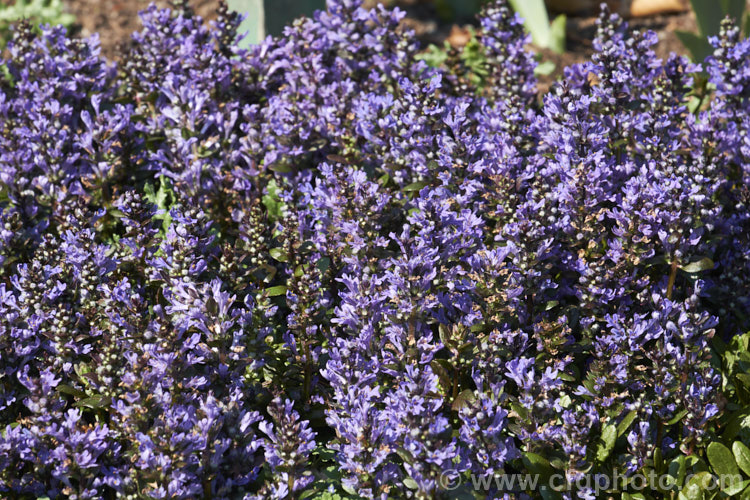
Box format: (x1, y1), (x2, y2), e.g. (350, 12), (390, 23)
(316, 256), (331, 274)
(669, 456), (687, 490)
(596, 424), (617, 463)
(534, 60), (556, 76)
(262, 179), (285, 219)
(675, 30), (714, 62)
(548, 14), (566, 54)
(690, 0), (726, 38)
(544, 300), (559, 311)
(734, 441), (750, 477)
(510, 402), (529, 420)
(313, 445), (336, 461)
(724, 478), (750, 497)
(722, 408), (750, 441)
(438, 324), (451, 347)
(707, 442), (739, 477)
(268, 161), (294, 173)
(737, 373), (750, 389)
(143, 178), (175, 235)
(107, 208), (126, 219)
(661, 473), (679, 492)
(341, 483), (359, 497)
(557, 394), (572, 408)
(539, 486), (563, 500)
(509, 0), (551, 48)
(155, 178), (174, 209)
(269, 247), (289, 262)
(721, 0), (745, 25)
(679, 257), (715, 273)
(681, 471), (713, 500)
(617, 410), (638, 437)
(687, 96), (703, 114)
(265, 285), (287, 297)
(74, 395), (111, 410)
(451, 389), (475, 411)
(57, 384), (87, 399)
(402, 477), (419, 490)
(448, 483), (482, 500)
(417, 43), (450, 68)
(430, 359), (453, 393)
(690, 455), (711, 474)
(667, 409), (689, 426)
(522, 452), (554, 479)
(402, 181), (428, 192)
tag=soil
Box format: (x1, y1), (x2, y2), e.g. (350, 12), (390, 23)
(62, 0), (217, 54)
(59, 0), (699, 87)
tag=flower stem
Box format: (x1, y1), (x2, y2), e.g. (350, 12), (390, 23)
(666, 259), (678, 300)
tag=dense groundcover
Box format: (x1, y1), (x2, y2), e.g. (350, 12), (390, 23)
(2, 0), (750, 498)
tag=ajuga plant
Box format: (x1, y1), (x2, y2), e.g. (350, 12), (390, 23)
(2, 0), (750, 499)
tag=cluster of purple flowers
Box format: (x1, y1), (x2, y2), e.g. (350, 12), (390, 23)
(1, 0), (749, 498)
